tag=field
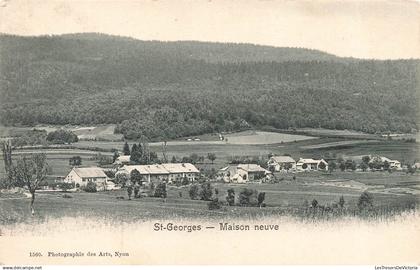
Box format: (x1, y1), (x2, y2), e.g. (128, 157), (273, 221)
(1, 171), (419, 226)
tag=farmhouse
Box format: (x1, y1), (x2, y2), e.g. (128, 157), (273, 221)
(64, 167), (109, 188)
(117, 163), (200, 183)
(113, 155), (131, 165)
(218, 164), (272, 183)
(296, 158), (328, 171)
(267, 156), (296, 172)
(369, 156), (402, 170)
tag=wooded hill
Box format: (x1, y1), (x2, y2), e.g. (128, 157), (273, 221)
(0, 33), (418, 140)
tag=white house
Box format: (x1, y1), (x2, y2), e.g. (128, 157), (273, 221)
(267, 156), (296, 172)
(113, 155), (131, 165)
(64, 167), (109, 189)
(296, 158), (328, 171)
(218, 164), (272, 183)
(116, 163), (200, 184)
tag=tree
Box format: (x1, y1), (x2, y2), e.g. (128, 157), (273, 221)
(46, 129), (78, 144)
(112, 151), (120, 163)
(359, 162), (368, 172)
(83, 181), (97, 193)
(14, 153), (49, 215)
(207, 153), (217, 164)
(127, 185), (133, 200)
(311, 199), (318, 208)
(189, 184), (199, 200)
(130, 169), (143, 185)
(338, 196), (345, 208)
(339, 162), (346, 171)
(318, 161), (326, 170)
(171, 156), (178, 163)
(239, 188), (258, 206)
(383, 160), (390, 171)
(1, 140), (14, 188)
(226, 188), (235, 206)
(357, 191), (374, 211)
(130, 144), (141, 163)
(181, 177), (190, 186)
(328, 161), (337, 173)
(123, 142), (130, 155)
(257, 192), (266, 208)
(154, 182), (167, 199)
(69, 156), (82, 166)
(134, 184), (140, 198)
(199, 182), (213, 201)
(59, 182), (74, 192)
(115, 173), (129, 186)
(362, 156), (371, 164)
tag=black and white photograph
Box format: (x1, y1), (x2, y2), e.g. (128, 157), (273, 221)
(0, 0), (419, 267)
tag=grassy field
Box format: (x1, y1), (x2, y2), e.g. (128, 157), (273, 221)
(1, 171), (418, 225)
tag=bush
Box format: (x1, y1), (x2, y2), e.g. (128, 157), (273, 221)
(199, 182), (213, 201)
(189, 184), (199, 200)
(154, 183), (167, 198)
(226, 188), (235, 206)
(59, 182), (74, 192)
(358, 191), (374, 211)
(62, 194), (73, 199)
(239, 188), (258, 206)
(208, 199), (223, 210)
(83, 181), (97, 193)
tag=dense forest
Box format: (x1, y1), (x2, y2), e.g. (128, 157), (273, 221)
(0, 33), (419, 140)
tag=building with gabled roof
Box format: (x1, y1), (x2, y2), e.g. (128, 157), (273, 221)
(267, 156), (296, 172)
(218, 164), (272, 183)
(64, 167), (109, 189)
(296, 158), (328, 171)
(113, 155), (131, 165)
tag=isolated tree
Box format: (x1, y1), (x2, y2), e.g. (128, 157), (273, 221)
(311, 199), (318, 208)
(318, 161), (326, 170)
(115, 173), (129, 186)
(383, 160), (390, 171)
(200, 182), (213, 201)
(189, 184), (199, 200)
(69, 156), (82, 166)
(207, 153), (217, 164)
(1, 140), (14, 188)
(257, 192), (266, 208)
(357, 191), (374, 211)
(130, 144), (139, 163)
(226, 188), (235, 206)
(123, 142), (130, 155)
(171, 156), (178, 163)
(239, 188), (258, 206)
(127, 185), (133, 200)
(14, 153), (49, 215)
(338, 196), (345, 208)
(362, 156), (371, 164)
(339, 162), (346, 171)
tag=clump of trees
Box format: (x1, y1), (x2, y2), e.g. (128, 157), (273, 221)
(69, 156), (82, 166)
(46, 129), (78, 144)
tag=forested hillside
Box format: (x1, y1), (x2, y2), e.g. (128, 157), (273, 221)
(0, 33), (419, 140)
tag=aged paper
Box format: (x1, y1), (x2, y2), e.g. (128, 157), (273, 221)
(0, 0), (419, 266)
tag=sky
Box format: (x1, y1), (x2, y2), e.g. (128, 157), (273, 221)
(0, 0), (419, 59)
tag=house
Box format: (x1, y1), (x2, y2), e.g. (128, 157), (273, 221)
(64, 167), (109, 189)
(116, 163), (200, 184)
(113, 155), (131, 165)
(296, 158), (328, 171)
(414, 163), (420, 169)
(369, 156), (402, 170)
(218, 164), (272, 183)
(267, 156), (296, 172)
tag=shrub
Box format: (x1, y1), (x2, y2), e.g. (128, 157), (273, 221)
(208, 199), (223, 210)
(154, 183), (167, 198)
(83, 182), (97, 193)
(311, 199), (318, 208)
(338, 195), (345, 208)
(200, 182), (213, 201)
(189, 184), (199, 200)
(357, 191), (374, 211)
(239, 188), (258, 206)
(226, 188), (235, 206)
(62, 194), (73, 199)
(59, 182), (74, 192)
